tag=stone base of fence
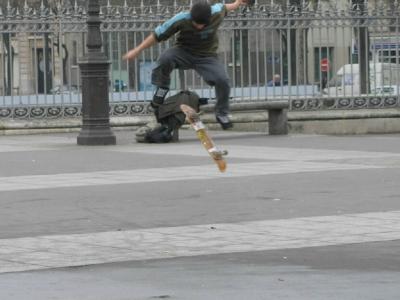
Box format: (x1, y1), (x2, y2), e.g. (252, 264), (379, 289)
(288, 109), (400, 135)
(201, 108), (400, 135)
(1, 108), (400, 136)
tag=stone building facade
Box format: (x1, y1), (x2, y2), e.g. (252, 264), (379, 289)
(1, 0), (398, 97)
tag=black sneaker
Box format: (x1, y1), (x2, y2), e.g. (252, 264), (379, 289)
(216, 114), (233, 130)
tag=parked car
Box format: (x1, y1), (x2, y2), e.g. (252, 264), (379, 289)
(323, 62), (400, 96)
(50, 85), (78, 95)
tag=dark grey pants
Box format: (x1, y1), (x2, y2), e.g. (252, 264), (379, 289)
(151, 47), (231, 116)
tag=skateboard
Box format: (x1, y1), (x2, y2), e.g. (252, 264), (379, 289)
(180, 104), (228, 172)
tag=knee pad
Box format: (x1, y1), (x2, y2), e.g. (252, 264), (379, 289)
(151, 87), (169, 107)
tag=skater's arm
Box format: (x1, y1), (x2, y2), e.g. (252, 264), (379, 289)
(153, 12), (185, 42)
(225, 0), (249, 12)
(123, 12), (184, 61)
(123, 34), (157, 61)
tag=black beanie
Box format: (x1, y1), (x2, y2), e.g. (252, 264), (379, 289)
(190, 0), (212, 25)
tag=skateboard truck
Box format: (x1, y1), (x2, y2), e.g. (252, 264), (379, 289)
(209, 148), (228, 160)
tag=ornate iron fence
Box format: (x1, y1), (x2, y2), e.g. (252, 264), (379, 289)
(0, 0), (400, 120)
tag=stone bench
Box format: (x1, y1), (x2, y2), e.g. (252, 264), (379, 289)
(172, 100), (289, 141)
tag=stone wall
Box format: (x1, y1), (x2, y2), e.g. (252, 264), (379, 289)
(17, 33), (32, 95)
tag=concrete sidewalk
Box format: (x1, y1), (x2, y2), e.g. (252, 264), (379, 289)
(0, 130), (400, 299)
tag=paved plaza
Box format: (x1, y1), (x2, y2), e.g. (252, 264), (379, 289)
(0, 130), (400, 299)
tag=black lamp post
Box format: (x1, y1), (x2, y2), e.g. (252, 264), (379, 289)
(351, 0), (369, 95)
(77, 0), (116, 145)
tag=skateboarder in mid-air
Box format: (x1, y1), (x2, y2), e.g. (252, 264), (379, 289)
(123, 0), (249, 134)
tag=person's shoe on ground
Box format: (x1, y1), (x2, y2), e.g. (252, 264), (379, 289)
(216, 114), (233, 130)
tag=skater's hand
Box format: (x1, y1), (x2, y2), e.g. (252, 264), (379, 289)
(227, 0), (251, 11)
(123, 35), (158, 60)
(123, 48), (141, 61)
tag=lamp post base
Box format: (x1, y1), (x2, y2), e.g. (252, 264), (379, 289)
(77, 57), (116, 146)
(77, 127), (116, 145)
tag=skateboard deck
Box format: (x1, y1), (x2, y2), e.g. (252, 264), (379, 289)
(180, 104), (227, 172)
